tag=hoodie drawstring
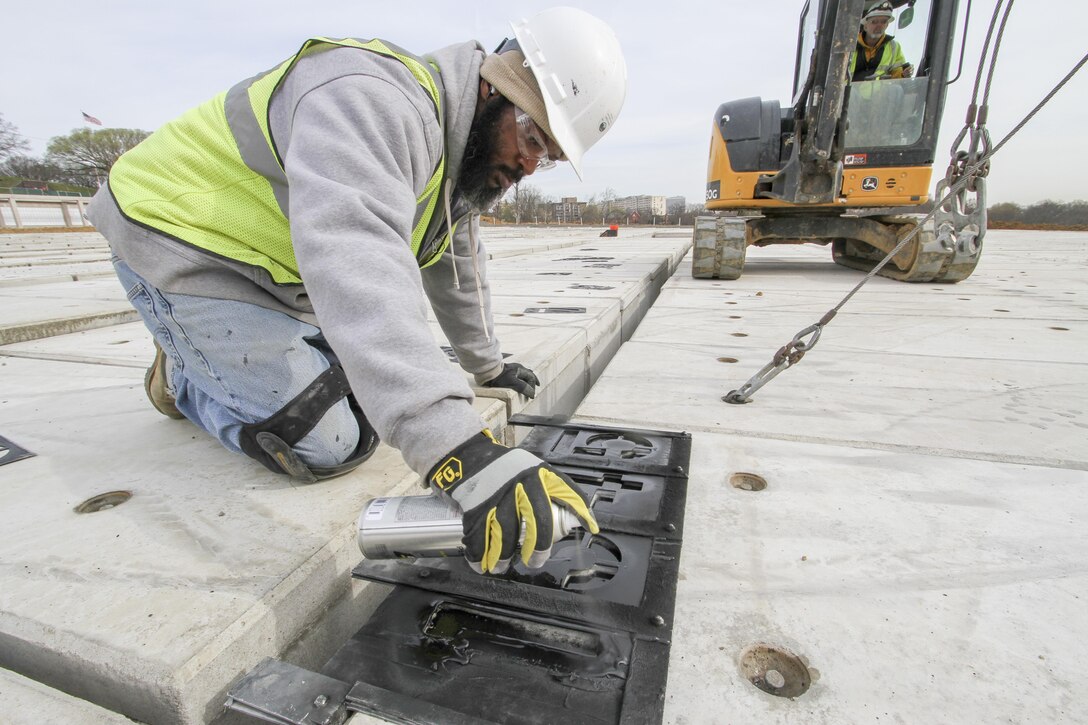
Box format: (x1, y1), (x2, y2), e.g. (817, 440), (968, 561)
(468, 219), (490, 343)
(443, 178), (491, 343)
(444, 179), (460, 291)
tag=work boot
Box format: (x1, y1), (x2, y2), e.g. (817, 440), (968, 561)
(145, 342), (185, 419)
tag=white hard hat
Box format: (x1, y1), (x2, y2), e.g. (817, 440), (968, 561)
(509, 7), (628, 179)
(864, 2), (896, 21)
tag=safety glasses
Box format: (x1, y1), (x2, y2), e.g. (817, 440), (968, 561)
(514, 108), (564, 171)
(493, 37), (521, 54)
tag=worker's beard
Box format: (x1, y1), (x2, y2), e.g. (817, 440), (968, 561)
(459, 95), (523, 212)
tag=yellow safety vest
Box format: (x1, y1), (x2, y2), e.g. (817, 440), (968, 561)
(849, 35), (907, 81)
(109, 37), (452, 285)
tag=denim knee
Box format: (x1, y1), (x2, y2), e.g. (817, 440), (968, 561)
(295, 397), (362, 467)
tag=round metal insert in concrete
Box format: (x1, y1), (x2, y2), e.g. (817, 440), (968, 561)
(717, 357), (739, 363)
(739, 643), (811, 698)
(731, 332), (748, 337)
(730, 472), (767, 491)
(75, 491), (132, 514)
(1050, 326), (1069, 331)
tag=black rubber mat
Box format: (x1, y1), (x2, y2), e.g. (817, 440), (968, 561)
(227, 420), (691, 725)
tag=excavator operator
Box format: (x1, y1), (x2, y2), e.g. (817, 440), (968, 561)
(850, 2), (914, 81)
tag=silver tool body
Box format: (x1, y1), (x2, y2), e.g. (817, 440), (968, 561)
(357, 494), (582, 559)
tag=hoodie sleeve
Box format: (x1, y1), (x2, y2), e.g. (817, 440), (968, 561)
(421, 213), (505, 384)
(278, 61), (485, 477)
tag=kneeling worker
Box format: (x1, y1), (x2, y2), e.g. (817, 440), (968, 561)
(87, 8), (628, 575)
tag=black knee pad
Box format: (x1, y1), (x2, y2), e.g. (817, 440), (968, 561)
(238, 365), (379, 482)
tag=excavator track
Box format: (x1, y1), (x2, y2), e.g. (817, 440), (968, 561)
(691, 216), (746, 279)
(832, 215), (983, 282)
(690, 213), (984, 283)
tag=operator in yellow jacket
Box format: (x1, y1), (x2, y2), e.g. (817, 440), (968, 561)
(850, 2), (914, 81)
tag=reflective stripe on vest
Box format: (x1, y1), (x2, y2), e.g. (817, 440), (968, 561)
(850, 37), (903, 80)
(109, 37), (451, 285)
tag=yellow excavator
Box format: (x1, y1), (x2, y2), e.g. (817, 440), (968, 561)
(694, 0), (984, 282)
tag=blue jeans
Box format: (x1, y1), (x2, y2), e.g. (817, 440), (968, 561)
(113, 259), (360, 467)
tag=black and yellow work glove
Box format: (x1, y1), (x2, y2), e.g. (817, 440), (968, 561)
(427, 431), (598, 574)
(483, 362), (540, 398)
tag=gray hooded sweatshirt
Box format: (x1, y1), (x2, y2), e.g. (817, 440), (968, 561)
(88, 41), (502, 477)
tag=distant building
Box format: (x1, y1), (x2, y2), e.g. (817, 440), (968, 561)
(615, 195), (666, 219)
(553, 196), (587, 223)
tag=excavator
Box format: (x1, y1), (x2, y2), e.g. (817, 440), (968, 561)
(694, 0), (984, 282)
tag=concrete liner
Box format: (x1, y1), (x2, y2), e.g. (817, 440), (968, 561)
(521, 346), (593, 421)
(467, 250), (684, 426)
(489, 259), (673, 344)
(430, 322), (587, 444)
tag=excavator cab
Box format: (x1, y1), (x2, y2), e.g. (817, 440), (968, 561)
(695, 0), (983, 282)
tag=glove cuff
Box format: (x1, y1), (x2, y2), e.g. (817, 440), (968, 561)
(427, 432), (545, 511)
(473, 362), (505, 386)
(427, 431), (502, 493)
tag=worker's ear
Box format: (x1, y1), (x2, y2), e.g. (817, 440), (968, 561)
(478, 79), (494, 102)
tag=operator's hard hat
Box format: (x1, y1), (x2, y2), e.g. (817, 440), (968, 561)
(495, 7), (628, 180)
(863, 2), (896, 21)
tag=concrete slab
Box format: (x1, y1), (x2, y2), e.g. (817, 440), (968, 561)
(579, 338), (1087, 465)
(0, 276), (137, 344)
(0, 232), (112, 282)
(0, 667), (137, 724)
(0, 354), (504, 725)
(572, 229), (1088, 723)
(655, 431), (1087, 724)
(0, 321), (150, 367)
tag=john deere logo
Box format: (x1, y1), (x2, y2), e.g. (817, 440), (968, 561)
(430, 457), (463, 490)
(861, 176), (879, 191)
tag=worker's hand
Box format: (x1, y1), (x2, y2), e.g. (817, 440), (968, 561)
(427, 431), (598, 574)
(888, 63), (913, 79)
(483, 362), (540, 398)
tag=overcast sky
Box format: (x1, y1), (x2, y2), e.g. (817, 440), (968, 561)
(3, 1), (1085, 205)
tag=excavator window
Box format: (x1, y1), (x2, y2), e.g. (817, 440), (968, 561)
(845, 0), (934, 148)
(793, 1), (819, 105)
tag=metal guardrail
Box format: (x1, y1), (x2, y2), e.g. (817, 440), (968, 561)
(0, 187), (92, 197)
(0, 192), (93, 229)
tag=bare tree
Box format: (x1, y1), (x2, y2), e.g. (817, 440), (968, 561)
(535, 194), (556, 224)
(46, 127), (150, 187)
(0, 154), (83, 185)
(0, 113), (30, 162)
(511, 182), (546, 224)
(600, 186), (619, 222)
